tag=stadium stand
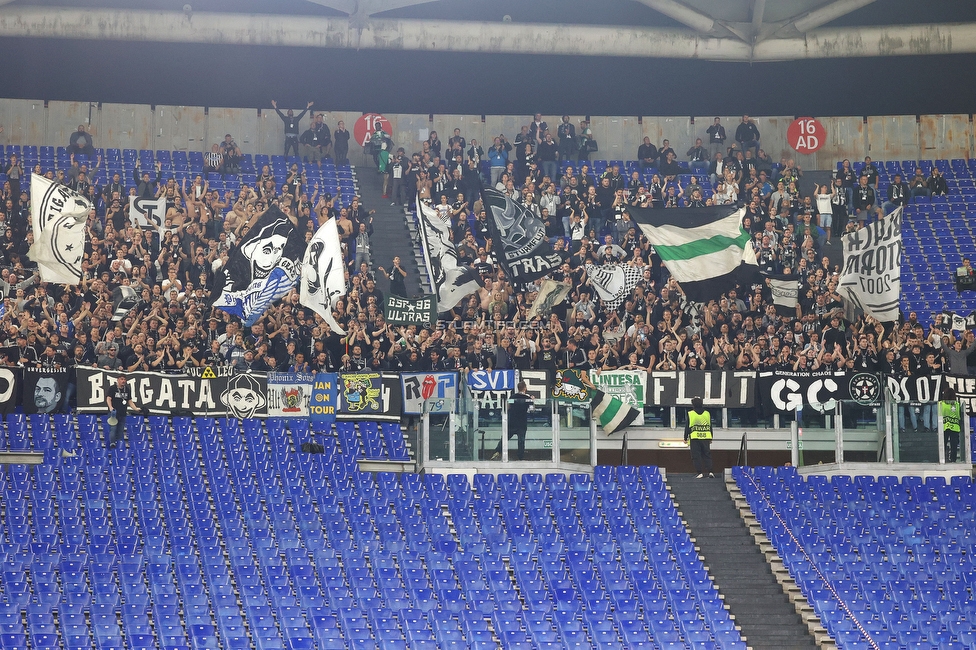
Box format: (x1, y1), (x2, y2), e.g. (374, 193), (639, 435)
(735, 465), (976, 649)
(0, 107), (973, 650)
(0, 409), (749, 650)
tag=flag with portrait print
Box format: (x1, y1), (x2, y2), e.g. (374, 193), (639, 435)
(212, 205), (306, 326)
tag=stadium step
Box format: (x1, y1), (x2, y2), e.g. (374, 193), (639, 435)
(355, 163), (424, 298)
(669, 473), (818, 650)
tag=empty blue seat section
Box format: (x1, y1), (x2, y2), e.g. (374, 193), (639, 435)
(0, 405), (742, 649)
(735, 466), (976, 649)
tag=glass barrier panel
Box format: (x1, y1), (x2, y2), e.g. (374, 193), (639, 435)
(794, 406), (836, 467)
(521, 398), (553, 463)
(840, 400), (885, 463)
(473, 391), (504, 462)
(892, 400), (939, 463)
(559, 403), (591, 465)
(454, 404), (477, 463)
(428, 414), (452, 462)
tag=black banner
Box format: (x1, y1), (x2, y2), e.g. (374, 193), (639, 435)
(23, 368), (68, 414)
(481, 188), (564, 283)
(946, 375), (976, 412)
(646, 371), (755, 408)
(336, 372), (403, 423)
(76, 366), (270, 418)
(885, 374), (945, 405)
(0, 367), (18, 415)
(384, 294), (437, 328)
(757, 369), (885, 414)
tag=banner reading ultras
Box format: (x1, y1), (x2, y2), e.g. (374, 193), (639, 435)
(384, 295), (437, 327)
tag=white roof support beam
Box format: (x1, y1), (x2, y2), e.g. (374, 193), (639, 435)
(306, 0), (358, 16)
(751, 0), (766, 38)
(792, 0), (876, 33)
(632, 0), (715, 34)
(0, 8), (972, 62)
(756, 22), (971, 60)
(306, 0), (441, 18)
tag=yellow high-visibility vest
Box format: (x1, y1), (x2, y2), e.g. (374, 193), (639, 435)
(688, 411), (713, 440)
(941, 400), (961, 433)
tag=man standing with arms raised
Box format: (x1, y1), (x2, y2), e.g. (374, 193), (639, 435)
(272, 100), (313, 157)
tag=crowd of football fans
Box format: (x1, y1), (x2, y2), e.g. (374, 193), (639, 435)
(0, 113), (971, 424)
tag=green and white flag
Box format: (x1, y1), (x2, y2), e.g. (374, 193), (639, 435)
(551, 369), (640, 435)
(628, 205), (757, 302)
(527, 279), (573, 320)
(589, 369), (646, 427)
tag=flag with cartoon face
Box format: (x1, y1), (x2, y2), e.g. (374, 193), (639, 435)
(213, 205), (306, 326)
(29, 175), (92, 284)
(219, 373), (269, 419)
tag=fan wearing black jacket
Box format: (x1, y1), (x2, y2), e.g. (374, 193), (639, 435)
(272, 100), (313, 157)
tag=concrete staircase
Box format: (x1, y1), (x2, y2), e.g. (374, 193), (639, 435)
(669, 472), (825, 649)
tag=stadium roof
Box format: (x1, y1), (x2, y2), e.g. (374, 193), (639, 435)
(1, 0), (975, 116)
(3, 0), (976, 61)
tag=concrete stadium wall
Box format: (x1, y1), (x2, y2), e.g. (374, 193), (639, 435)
(0, 98), (972, 168)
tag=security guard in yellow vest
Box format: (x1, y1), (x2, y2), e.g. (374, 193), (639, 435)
(684, 396), (714, 478)
(941, 388), (962, 463)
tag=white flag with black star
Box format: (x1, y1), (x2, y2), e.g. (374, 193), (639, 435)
(29, 175), (92, 285)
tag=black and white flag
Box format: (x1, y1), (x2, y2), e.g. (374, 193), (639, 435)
(212, 206), (306, 327)
(942, 309), (976, 332)
(29, 175), (92, 284)
(839, 206), (902, 322)
(416, 197), (480, 311)
(766, 274), (800, 317)
(584, 264), (643, 310)
(300, 217), (346, 335)
(128, 196), (166, 235)
(481, 188), (565, 284)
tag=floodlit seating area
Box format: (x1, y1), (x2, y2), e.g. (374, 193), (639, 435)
(734, 466), (976, 650)
(0, 145), (359, 210)
(861, 158), (976, 317)
(0, 413), (745, 650)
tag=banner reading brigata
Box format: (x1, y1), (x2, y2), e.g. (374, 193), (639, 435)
(839, 207), (902, 321)
(76, 367), (270, 418)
